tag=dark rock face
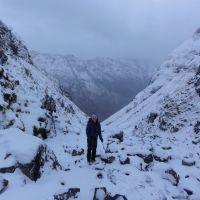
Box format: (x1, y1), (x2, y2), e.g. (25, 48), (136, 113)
(0, 144), (61, 182)
(54, 188), (80, 200)
(147, 112), (158, 123)
(101, 156), (115, 164)
(0, 176), (8, 194)
(112, 132), (124, 142)
(93, 187), (127, 200)
(72, 148), (84, 156)
(165, 169), (180, 186)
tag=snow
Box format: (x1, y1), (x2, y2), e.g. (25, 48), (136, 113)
(0, 128), (43, 165)
(1, 20), (200, 200)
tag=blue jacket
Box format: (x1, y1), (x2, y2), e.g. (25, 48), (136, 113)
(86, 118), (102, 140)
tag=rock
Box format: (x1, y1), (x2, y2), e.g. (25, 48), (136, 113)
(119, 157), (130, 165)
(165, 169), (180, 186)
(112, 131), (124, 142)
(72, 148), (84, 156)
(54, 188), (80, 200)
(147, 112), (158, 123)
(101, 155), (115, 164)
(41, 94), (56, 113)
(33, 126), (50, 139)
(184, 188), (193, 196)
(182, 159), (195, 167)
(0, 176), (8, 194)
(93, 187), (127, 200)
(194, 121), (200, 134)
(136, 153), (154, 164)
(154, 155), (171, 163)
(162, 146), (172, 150)
(0, 129), (61, 181)
(0, 50), (8, 65)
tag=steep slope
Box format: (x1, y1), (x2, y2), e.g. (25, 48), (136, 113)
(102, 28), (200, 199)
(0, 21), (88, 199)
(31, 52), (155, 120)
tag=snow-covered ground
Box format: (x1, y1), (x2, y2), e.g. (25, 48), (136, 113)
(1, 20), (200, 200)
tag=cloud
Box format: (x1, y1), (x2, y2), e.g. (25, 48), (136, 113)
(0, 0), (200, 63)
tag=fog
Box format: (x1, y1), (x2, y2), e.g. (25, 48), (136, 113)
(0, 0), (200, 63)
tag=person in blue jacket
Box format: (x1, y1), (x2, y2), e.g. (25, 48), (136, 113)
(86, 114), (103, 163)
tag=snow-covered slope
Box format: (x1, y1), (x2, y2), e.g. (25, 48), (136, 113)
(102, 28), (200, 199)
(31, 52), (155, 120)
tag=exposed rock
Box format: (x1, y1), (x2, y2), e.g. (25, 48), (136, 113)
(3, 93), (17, 105)
(194, 121), (200, 134)
(147, 112), (158, 123)
(93, 187), (128, 200)
(72, 148), (84, 156)
(136, 154), (154, 164)
(184, 188), (193, 196)
(41, 94), (56, 113)
(165, 169), (180, 186)
(0, 50), (8, 65)
(33, 126), (50, 139)
(54, 188), (80, 200)
(162, 146), (172, 150)
(101, 155), (115, 164)
(182, 159), (195, 167)
(0, 131), (61, 182)
(0, 176), (8, 194)
(154, 155), (171, 163)
(119, 157), (130, 165)
(112, 131), (124, 142)
(0, 166), (16, 174)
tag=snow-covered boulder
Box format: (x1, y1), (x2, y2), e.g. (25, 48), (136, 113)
(0, 128), (61, 181)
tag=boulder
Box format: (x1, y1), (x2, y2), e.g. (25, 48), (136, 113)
(119, 157), (130, 165)
(182, 159), (195, 167)
(136, 153), (154, 164)
(0, 128), (61, 181)
(54, 188), (80, 200)
(101, 154), (115, 164)
(165, 169), (180, 186)
(72, 148), (84, 156)
(112, 131), (124, 142)
(0, 176), (8, 194)
(93, 187), (127, 200)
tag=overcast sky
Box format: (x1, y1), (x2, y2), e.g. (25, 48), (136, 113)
(0, 0), (200, 63)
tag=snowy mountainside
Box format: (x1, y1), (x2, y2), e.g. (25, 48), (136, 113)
(102, 28), (200, 199)
(31, 51), (155, 120)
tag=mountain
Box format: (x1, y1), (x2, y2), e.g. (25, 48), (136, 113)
(102, 28), (200, 199)
(1, 19), (200, 200)
(31, 52), (155, 120)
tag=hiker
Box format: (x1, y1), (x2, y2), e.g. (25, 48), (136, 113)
(86, 114), (103, 163)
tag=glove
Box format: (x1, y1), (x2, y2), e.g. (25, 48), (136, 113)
(100, 137), (103, 143)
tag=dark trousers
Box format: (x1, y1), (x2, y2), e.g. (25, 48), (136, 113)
(87, 137), (97, 162)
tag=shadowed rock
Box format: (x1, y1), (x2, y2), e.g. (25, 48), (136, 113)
(54, 188), (80, 200)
